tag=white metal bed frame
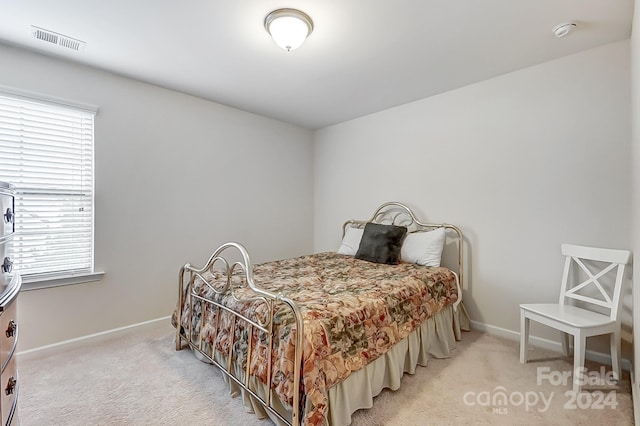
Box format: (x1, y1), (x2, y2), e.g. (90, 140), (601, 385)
(174, 202), (464, 425)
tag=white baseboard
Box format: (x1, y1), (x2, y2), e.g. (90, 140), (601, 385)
(17, 315), (172, 356)
(470, 320), (632, 372)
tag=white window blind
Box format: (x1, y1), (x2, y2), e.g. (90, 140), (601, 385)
(0, 92), (96, 281)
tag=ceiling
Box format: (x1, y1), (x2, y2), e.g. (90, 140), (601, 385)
(0, 1), (634, 129)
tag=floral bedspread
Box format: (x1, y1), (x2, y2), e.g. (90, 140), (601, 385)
(173, 252), (458, 426)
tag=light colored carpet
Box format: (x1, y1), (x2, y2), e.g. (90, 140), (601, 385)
(17, 320), (633, 425)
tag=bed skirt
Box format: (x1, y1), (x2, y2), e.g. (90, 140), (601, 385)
(203, 302), (470, 426)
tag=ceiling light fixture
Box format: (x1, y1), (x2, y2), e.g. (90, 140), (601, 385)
(552, 22), (577, 38)
(264, 8), (313, 51)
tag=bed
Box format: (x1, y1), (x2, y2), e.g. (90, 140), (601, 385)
(172, 202), (470, 426)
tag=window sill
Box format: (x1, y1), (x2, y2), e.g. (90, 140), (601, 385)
(21, 271), (105, 291)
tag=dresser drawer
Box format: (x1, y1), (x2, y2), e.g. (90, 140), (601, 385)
(0, 192), (14, 239)
(0, 241), (13, 291)
(0, 356), (17, 426)
(0, 298), (17, 373)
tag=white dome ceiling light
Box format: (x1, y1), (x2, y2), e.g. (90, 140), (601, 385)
(264, 8), (314, 51)
(552, 22), (577, 38)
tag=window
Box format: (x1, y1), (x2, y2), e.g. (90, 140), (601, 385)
(0, 89), (100, 288)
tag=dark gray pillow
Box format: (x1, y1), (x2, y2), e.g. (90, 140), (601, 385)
(355, 222), (408, 264)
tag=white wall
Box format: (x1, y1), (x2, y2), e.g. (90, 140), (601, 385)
(0, 37), (631, 357)
(314, 41), (631, 356)
(0, 43), (314, 351)
(631, 0), (639, 388)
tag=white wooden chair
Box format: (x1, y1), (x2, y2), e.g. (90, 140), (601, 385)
(519, 243), (631, 394)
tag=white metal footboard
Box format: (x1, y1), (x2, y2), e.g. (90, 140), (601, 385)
(175, 242), (304, 425)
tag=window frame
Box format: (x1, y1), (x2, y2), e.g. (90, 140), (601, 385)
(0, 85), (103, 291)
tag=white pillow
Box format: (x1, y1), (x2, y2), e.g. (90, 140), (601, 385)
(401, 227), (446, 267)
(337, 226), (364, 256)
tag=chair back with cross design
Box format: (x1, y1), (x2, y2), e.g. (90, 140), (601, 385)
(558, 243), (630, 320)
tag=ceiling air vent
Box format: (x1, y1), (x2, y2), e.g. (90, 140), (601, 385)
(31, 26), (86, 51)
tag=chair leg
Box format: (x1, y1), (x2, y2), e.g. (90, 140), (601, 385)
(573, 333), (586, 394)
(610, 330), (621, 381)
(561, 332), (571, 357)
(520, 311), (529, 364)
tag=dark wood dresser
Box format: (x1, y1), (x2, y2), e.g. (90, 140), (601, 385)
(0, 182), (19, 425)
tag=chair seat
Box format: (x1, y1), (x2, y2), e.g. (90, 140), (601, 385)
(520, 303), (614, 328)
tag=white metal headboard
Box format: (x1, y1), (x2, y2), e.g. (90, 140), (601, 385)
(342, 201), (464, 289)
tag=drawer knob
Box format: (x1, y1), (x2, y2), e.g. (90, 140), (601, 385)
(3, 208), (12, 224)
(5, 377), (15, 396)
(1, 257), (12, 273)
(5, 321), (16, 338)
